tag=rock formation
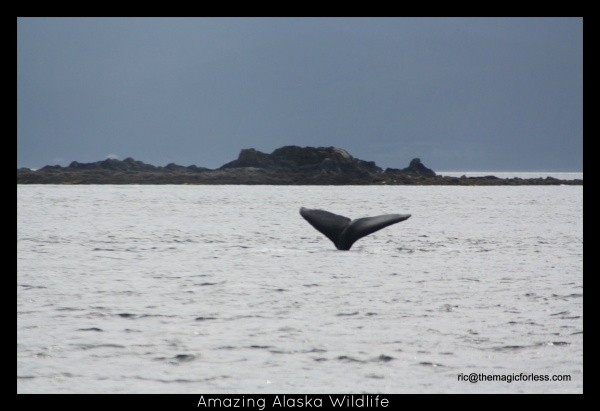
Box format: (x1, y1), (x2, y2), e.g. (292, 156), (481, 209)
(16, 146), (582, 186)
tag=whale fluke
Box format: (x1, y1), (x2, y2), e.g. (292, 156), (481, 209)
(299, 207), (411, 250)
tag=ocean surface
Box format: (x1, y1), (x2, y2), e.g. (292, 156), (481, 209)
(17, 184), (583, 393)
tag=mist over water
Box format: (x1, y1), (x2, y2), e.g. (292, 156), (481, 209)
(17, 185), (583, 393)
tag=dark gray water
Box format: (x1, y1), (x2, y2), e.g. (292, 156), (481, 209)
(17, 185), (583, 393)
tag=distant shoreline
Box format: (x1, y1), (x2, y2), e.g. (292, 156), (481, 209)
(17, 146), (583, 186)
(437, 171), (583, 181)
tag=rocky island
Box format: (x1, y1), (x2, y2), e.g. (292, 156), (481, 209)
(17, 146), (582, 185)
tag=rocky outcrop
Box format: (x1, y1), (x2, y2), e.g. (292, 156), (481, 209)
(16, 146), (582, 186)
(220, 146), (382, 175)
(165, 163), (211, 172)
(67, 157), (157, 172)
(385, 158), (436, 177)
(219, 148), (274, 169)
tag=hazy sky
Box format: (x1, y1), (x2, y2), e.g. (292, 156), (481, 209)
(17, 17), (582, 171)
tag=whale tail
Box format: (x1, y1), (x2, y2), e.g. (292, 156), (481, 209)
(299, 207), (411, 250)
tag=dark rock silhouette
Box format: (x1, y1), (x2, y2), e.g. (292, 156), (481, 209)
(385, 158), (436, 177)
(16, 146), (582, 186)
(220, 146), (381, 175)
(68, 157), (157, 172)
(220, 148), (275, 169)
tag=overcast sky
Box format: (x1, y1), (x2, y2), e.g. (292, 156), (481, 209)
(17, 17), (582, 171)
